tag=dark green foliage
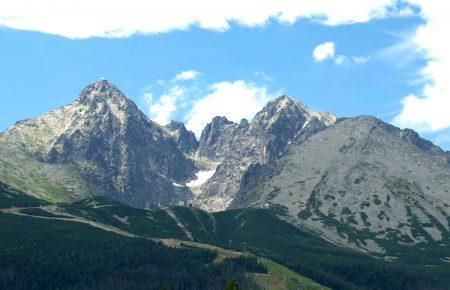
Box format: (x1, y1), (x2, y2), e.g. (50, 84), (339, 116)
(62, 197), (187, 239)
(224, 278), (241, 290)
(0, 181), (49, 208)
(171, 206), (218, 243)
(0, 212), (264, 290)
(223, 256), (267, 274)
(386, 178), (425, 201)
(339, 137), (357, 154)
(213, 209), (450, 290)
(297, 209), (312, 219)
(157, 206), (450, 290)
(360, 212), (371, 226)
(373, 194), (382, 205)
(2, 185), (450, 290)
(60, 197), (450, 290)
(19, 207), (67, 218)
(267, 186), (281, 200)
(342, 207), (352, 215)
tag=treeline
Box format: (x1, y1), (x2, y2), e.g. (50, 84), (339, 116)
(0, 212), (264, 290)
(208, 208), (450, 290)
(274, 254), (450, 290)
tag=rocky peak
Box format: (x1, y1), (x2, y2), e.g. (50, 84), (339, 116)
(252, 95), (335, 132)
(196, 95), (337, 211)
(211, 116), (235, 127)
(400, 128), (445, 157)
(197, 117), (243, 162)
(165, 121), (198, 155)
(241, 114), (450, 252)
(239, 118), (249, 127)
(76, 79), (127, 105)
(247, 96), (336, 158)
(0, 80), (196, 207)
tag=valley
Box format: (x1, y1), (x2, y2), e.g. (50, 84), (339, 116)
(0, 80), (449, 289)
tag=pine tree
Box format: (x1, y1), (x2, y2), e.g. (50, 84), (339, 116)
(225, 278), (241, 290)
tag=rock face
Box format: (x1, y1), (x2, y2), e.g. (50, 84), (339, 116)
(195, 96), (336, 211)
(165, 120), (198, 155)
(0, 80), (196, 207)
(238, 115), (450, 252)
(197, 116), (245, 162)
(1, 80), (449, 255)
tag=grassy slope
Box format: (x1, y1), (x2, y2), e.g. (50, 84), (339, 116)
(29, 196), (450, 289)
(0, 147), (92, 202)
(2, 186), (449, 290)
(0, 181), (49, 208)
(0, 193), (268, 289)
(156, 239), (328, 290)
(0, 183), (326, 289)
(250, 258), (329, 290)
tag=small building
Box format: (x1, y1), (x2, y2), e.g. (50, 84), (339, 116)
(259, 203), (270, 209)
(178, 201), (185, 206)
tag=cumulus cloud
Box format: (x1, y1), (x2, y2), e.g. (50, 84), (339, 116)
(313, 42), (336, 62)
(173, 70), (200, 82)
(352, 56), (371, 64)
(334, 54), (348, 65)
(313, 42), (371, 65)
(142, 71), (279, 133)
(4, 0), (445, 136)
(0, 0), (401, 39)
(434, 131), (450, 147)
(146, 85), (185, 125)
(334, 55), (371, 65)
(142, 91), (153, 104)
(393, 0), (450, 133)
(186, 81), (278, 136)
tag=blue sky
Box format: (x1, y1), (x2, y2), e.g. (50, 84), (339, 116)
(1, 1), (449, 149)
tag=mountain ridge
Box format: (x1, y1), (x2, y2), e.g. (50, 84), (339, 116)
(1, 80), (449, 256)
(0, 80), (196, 206)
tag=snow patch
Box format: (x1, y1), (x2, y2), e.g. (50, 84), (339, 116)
(187, 169), (216, 188)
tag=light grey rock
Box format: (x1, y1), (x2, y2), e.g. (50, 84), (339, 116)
(165, 120), (198, 155)
(240, 115), (450, 252)
(195, 96), (336, 211)
(197, 116), (246, 162)
(0, 80), (196, 207)
(2, 81), (449, 257)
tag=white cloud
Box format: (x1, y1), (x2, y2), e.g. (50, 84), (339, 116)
(185, 80), (277, 136)
(0, 0), (401, 39)
(334, 55), (371, 65)
(142, 91), (153, 104)
(173, 70), (200, 82)
(147, 86), (185, 125)
(143, 70), (201, 125)
(334, 55), (349, 65)
(352, 55), (371, 64)
(313, 42), (335, 62)
(393, 0), (450, 133)
(142, 73), (279, 135)
(433, 131), (450, 148)
(313, 43), (370, 65)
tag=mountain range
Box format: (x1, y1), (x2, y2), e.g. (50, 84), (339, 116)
(1, 79), (449, 259)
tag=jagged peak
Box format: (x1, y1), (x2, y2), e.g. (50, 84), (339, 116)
(239, 118), (249, 127)
(253, 95), (336, 128)
(165, 120), (187, 131)
(165, 120), (196, 138)
(335, 116), (447, 158)
(76, 79), (127, 105)
(211, 116), (234, 125)
(257, 95), (312, 119)
(270, 95), (306, 110)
